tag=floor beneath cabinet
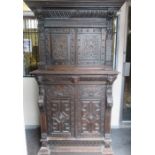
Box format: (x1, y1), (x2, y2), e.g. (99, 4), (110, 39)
(25, 128), (131, 155)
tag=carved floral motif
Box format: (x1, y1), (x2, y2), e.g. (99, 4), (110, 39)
(52, 34), (68, 60)
(47, 99), (71, 133)
(81, 100), (101, 134)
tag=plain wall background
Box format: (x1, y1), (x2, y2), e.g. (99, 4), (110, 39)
(23, 77), (39, 127)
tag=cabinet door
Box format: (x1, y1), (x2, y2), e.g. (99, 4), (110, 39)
(45, 28), (76, 65)
(76, 28), (106, 66)
(46, 85), (74, 137)
(77, 84), (106, 137)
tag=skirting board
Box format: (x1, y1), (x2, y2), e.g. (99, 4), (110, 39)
(25, 125), (40, 129)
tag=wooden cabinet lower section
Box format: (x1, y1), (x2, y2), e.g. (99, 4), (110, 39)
(45, 84), (105, 138)
(34, 73), (117, 155)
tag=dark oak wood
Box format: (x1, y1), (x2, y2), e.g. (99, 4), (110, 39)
(24, 0), (125, 154)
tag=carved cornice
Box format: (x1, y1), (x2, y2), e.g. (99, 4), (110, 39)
(34, 8), (118, 19)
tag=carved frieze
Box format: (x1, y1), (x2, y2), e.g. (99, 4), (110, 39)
(34, 9), (117, 19)
(44, 18), (107, 28)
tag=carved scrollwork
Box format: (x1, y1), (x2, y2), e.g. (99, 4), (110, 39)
(38, 86), (45, 111)
(106, 85), (113, 108)
(107, 75), (117, 84)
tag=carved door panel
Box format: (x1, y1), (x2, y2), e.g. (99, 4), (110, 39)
(46, 85), (74, 137)
(76, 28), (106, 66)
(45, 28), (76, 65)
(77, 85), (106, 137)
(45, 27), (107, 66)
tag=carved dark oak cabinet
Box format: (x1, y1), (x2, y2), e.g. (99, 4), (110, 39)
(25, 0), (125, 155)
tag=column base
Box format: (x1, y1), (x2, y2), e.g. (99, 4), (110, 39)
(38, 147), (50, 155)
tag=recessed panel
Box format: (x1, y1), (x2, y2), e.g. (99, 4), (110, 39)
(77, 28), (104, 65)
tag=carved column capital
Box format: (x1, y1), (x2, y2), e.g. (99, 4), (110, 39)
(72, 76), (80, 84)
(107, 74), (117, 84)
(38, 20), (45, 32)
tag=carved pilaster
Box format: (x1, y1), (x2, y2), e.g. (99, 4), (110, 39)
(38, 20), (46, 69)
(105, 16), (113, 66)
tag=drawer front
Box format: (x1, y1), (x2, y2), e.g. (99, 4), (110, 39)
(46, 84), (74, 98)
(79, 85), (106, 99)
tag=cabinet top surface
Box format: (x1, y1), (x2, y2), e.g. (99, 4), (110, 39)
(31, 66), (118, 75)
(24, 0), (126, 8)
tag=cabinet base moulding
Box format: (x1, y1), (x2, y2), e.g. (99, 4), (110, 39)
(38, 146), (114, 155)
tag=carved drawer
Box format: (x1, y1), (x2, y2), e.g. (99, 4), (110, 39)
(46, 84), (74, 98)
(79, 85), (106, 99)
